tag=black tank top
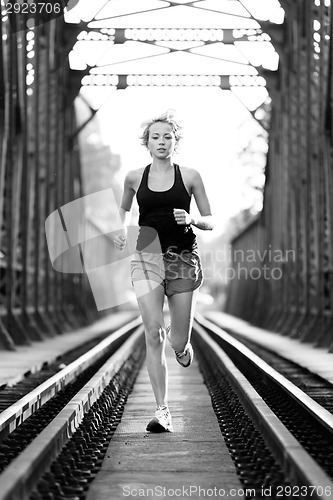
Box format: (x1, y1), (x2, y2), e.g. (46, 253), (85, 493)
(136, 164), (197, 253)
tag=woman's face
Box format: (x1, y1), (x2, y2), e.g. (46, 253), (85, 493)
(147, 122), (176, 160)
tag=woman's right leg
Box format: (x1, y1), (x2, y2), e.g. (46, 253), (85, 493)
(133, 281), (167, 407)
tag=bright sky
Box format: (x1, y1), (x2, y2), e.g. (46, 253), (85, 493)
(82, 85), (264, 234)
(67, 0), (282, 238)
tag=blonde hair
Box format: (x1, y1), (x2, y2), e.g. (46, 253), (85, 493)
(140, 110), (182, 150)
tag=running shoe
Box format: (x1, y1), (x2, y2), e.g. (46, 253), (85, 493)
(166, 326), (194, 368)
(146, 405), (173, 433)
(175, 343), (194, 368)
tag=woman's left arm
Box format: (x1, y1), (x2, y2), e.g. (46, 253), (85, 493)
(190, 170), (214, 230)
(174, 170), (214, 230)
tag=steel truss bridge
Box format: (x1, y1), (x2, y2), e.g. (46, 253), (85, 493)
(0, 0), (333, 351)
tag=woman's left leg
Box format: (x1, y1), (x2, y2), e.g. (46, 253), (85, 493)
(167, 289), (198, 355)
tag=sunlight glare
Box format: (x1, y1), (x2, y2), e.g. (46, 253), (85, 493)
(67, 0), (284, 235)
(69, 49), (88, 70)
(241, 0), (284, 24)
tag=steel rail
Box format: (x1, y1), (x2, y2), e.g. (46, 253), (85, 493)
(0, 316), (141, 441)
(196, 313), (333, 434)
(0, 323), (144, 500)
(193, 319), (333, 500)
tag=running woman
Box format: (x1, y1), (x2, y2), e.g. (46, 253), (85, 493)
(113, 111), (213, 433)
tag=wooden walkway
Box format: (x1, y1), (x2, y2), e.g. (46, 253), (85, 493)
(86, 343), (244, 500)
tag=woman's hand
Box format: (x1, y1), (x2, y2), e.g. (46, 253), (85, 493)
(173, 208), (192, 225)
(174, 208), (214, 230)
(113, 230), (127, 250)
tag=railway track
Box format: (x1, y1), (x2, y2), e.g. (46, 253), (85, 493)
(194, 314), (333, 500)
(0, 315), (332, 499)
(0, 317), (145, 499)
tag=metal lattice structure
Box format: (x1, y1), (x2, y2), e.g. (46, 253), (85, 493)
(0, 1), (283, 349)
(3, 0), (333, 352)
(225, 1), (333, 351)
(0, 9), (96, 349)
(67, 0), (282, 129)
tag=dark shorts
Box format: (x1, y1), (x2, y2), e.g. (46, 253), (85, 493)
(130, 250), (203, 297)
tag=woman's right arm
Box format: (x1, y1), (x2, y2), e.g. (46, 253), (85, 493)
(113, 171), (136, 250)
